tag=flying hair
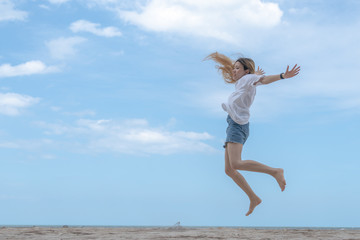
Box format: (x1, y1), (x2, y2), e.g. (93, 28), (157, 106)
(204, 52), (256, 84)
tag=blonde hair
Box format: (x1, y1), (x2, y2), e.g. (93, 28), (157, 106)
(204, 52), (255, 84)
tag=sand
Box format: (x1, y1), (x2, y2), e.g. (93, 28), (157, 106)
(1, 226), (360, 240)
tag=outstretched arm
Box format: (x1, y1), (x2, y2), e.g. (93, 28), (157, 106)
(257, 64), (300, 85)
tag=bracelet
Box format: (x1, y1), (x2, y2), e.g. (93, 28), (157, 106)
(280, 73), (284, 79)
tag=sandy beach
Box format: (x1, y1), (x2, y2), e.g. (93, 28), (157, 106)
(1, 226), (359, 240)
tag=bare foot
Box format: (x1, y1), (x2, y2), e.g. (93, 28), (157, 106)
(273, 168), (286, 191)
(246, 196), (262, 216)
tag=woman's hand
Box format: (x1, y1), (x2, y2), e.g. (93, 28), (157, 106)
(255, 66), (265, 75)
(283, 64), (300, 79)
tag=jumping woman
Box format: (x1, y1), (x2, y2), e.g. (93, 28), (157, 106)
(205, 52), (300, 216)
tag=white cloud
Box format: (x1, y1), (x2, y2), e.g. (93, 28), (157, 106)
(0, 61), (58, 78)
(0, 0), (27, 22)
(117, 0), (282, 44)
(0, 93), (40, 116)
(70, 20), (122, 37)
(48, 0), (71, 4)
(63, 110), (96, 117)
(46, 37), (87, 59)
(288, 7), (311, 15)
(39, 4), (51, 10)
(0, 141), (19, 148)
(35, 118), (215, 155)
(85, 0), (137, 9)
(0, 139), (53, 150)
(111, 50), (125, 56)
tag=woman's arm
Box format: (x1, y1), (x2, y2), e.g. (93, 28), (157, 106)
(258, 64), (300, 85)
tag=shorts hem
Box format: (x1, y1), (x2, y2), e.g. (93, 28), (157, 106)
(223, 141), (245, 148)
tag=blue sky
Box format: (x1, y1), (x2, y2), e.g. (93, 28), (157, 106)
(1, 0), (360, 227)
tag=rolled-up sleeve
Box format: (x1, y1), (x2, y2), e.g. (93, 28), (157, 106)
(245, 74), (265, 87)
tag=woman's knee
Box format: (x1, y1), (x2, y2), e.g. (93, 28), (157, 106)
(225, 166), (236, 177)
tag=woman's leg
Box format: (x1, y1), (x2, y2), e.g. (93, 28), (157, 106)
(225, 146), (262, 216)
(226, 142), (286, 191)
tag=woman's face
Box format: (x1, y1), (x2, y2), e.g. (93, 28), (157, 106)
(233, 61), (249, 81)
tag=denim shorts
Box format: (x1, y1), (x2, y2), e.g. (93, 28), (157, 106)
(223, 115), (249, 148)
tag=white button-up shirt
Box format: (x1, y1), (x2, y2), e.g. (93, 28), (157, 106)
(222, 74), (264, 125)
